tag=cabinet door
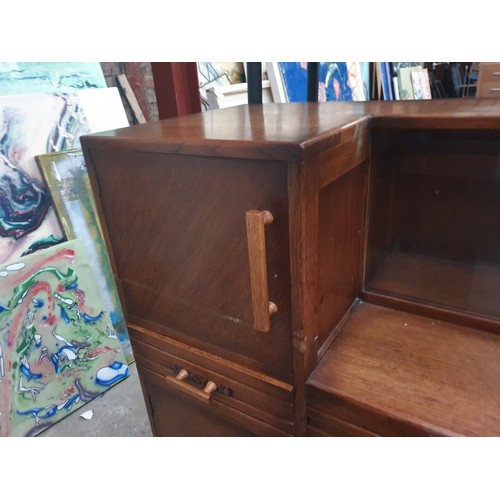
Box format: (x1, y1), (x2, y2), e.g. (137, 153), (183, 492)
(87, 149), (293, 378)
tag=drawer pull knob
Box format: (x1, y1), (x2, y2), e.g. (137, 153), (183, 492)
(246, 210), (278, 333)
(166, 369), (218, 404)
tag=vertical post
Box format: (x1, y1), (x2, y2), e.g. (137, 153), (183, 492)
(247, 62), (263, 104)
(307, 62), (319, 102)
(151, 62), (201, 119)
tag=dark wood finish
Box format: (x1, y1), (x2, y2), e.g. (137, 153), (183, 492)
(143, 372), (259, 437)
(85, 148), (293, 378)
(307, 301), (500, 436)
(81, 100), (500, 436)
(307, 407), (379, 437)
(365, 128), (500, 323)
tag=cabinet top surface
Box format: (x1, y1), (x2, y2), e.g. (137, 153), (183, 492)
(82, 100), (500, 161)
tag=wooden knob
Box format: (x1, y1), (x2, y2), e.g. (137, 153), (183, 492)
(204, 381), (218, 395)
(263, 210), (273, 225)
(176, 368), (189, 381)
(269, 301), (278, 316)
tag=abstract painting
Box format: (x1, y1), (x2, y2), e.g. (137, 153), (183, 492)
(0, 62), (106, 96)
(271, 62), (368, 102)
(0, 240), (129, 437)
(0, 88), (129, 265)
(0, 92), (92, 264)
(36, 150), (133, 364)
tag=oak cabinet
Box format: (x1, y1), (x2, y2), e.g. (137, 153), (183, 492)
(82, 100), (500, 436)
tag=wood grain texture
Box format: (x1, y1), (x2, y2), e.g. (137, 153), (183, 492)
(86, 148), (293, 377)
(246, 210), (277, 332)
(81, 100), (500, 162)
(128, 323), (295, 406)
(80, 99), (500, 437)
(307, 301), (500, 436)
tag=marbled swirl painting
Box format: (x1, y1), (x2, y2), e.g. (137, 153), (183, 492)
(37, 150), (133, 363)
(0, 92), (91, 264)
(0, 240), (129, 437)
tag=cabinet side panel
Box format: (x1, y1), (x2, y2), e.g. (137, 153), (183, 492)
(85, 148), (293, 376)
(317, 162), (369, 346)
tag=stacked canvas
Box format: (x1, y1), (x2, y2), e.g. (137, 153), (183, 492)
(376, 63), (432, 101)
(0, 62), (133, 436)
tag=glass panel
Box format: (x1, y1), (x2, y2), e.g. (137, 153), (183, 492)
(365, 129), (500, 320)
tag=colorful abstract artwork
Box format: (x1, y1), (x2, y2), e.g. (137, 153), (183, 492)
(0, 87), (128, 266)
(0, 63), (106, 96)
(277, 62), (368, 102)
(0, 92), (92, 264)
(0, 240), (129, 437)
(36, 150), (133, 363)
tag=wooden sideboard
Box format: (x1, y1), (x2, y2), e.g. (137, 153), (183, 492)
(81, 100), (500, 436)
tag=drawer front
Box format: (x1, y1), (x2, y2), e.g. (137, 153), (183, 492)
(86, 148), (293, 377)
(130, 324), (295, 436)
(477, 63), (500, 97)
(307, 408), (378, 437)
(477, 81), (500, 98)
(142, 368), (269, 437)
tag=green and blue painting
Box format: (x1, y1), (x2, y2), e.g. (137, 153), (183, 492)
(0, 239), (129, 437)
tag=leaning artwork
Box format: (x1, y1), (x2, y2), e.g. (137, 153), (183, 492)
(0, 239), (129, 437)
(0, 92), (91, 264)
(36, 150), (133, 363)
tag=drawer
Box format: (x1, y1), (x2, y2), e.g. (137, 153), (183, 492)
(129, 323), (295, 436)
(477, 63), (500, 97)
(476, 81), (500, 98)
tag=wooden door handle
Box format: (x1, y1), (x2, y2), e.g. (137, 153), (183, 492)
(246, 210), (278, 333)
(165, 369), (218, 404)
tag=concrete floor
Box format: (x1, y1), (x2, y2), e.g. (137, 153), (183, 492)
(40, 362), (153, 437)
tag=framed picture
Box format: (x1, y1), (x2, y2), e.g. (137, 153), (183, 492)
(36, 149), (133, 364)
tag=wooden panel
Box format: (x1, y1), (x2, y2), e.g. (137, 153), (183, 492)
(307, 301), (500, 436)
(141, 366), (290, 436)
(87, 148), (293, 377)
(143, 372), (255, 436)
(82, 101), (500, 164)
(129, 334), (294, 427)
(316, 162), (368, 348)
(307, 407), (378, 437)
(128, 323), (294, 405)
(477, 63), (500, 98)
